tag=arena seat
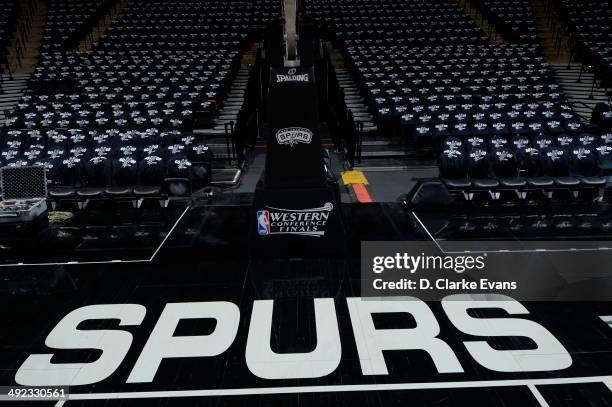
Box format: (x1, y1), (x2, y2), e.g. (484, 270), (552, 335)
(1, 0), (278, 208)
(0, 0), (23, 68)
(439, 132), (610, 201)
(304, 0), (610, 203)
(591, 103), (612, 131)
(41, 0), (113, 52)
(471, 0), (538, 44)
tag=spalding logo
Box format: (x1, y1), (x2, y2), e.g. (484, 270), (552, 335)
(275, 127), (313, 147)
(275, 68), (310, 83)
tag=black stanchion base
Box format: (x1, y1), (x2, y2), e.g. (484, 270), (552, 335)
(250, 185), (345, 258)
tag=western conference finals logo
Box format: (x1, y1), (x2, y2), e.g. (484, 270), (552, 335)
(257, 202), (334, 237)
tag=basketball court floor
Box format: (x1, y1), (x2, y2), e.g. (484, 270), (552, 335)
(1, 156), (612, 406)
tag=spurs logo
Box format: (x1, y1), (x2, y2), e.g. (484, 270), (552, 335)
(275, 127), (313, 147)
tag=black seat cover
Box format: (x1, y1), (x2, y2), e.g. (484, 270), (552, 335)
(541, 147), (570, 177)
(489, 135), (508, 152)
(83, 156), (112, 188)
(511, 134), (530, 153)
(439, 148), (467, 180)
(105, 157), (138, 196)
(527, 177), (554, 187)
(492, 147), (518, 178)
(134, 155), (165, 196)
(570, 146), (600, 177)
(441, 137), (463, 152)
(467, 148), (490, 179)
(534, 134), (553, 150)
(596, 144), (612, 175)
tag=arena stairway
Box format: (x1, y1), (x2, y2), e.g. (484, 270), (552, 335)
(9, 0), (46, 74)
(533, 0), (571, 64)
(0, 73), (30, 125)
(459, 0), (504, 44)
(329, 47), (422, 161)
(194, 49), (254, 165)
(552, 63), (610, 122)
(190, 49), (256, 186)
(334, 67), (377, 135)
(77, 0), (129, 52)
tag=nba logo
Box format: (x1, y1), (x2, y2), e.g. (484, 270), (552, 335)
(257, 210), (270, 235)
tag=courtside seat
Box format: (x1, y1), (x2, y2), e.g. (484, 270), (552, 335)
(76, 187), (106, 209)
(48, 186), (77, 198)
(554, 176), (581, 187)
(105, 157), (138, 201)
(133, 185), (162, 196)
(527, 177), (554, 188)
(47, 186), (77, 210)
(444, 178), (472, 189)
(438, 148), (473, 200)
(536, 146), (582, 198)
(472, 178), (500, 189)
(596, 144), (612, 175)
(77, 187), (105, 198)
(466, 147), (500, 199)
(44, 155), (85, 208)
(435, 129), (612, 203)
(164, 155), (193, 199)
(500, 178), (527, 188)
(105, 186), (133, 197)
(164, 178), (191, 198)
(471, 178), (501, 200)
(76, 156), (110, 208)
(592, 103), (612, 131)
(570, 146), (608, 199)
(133, 155), (166, 207)
(491, 147), (526, 198)
(581, 176), (607, 187)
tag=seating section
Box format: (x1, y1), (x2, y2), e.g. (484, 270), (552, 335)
(306, 0), (489, 46)
(1, 0), (278, 208)
(472, 0), (538, 44)
(438, 131), (611, 201)
(305, 0), (610, 202)
(42, 0), (111, 52)
(96, 0), (275, 51)
(592, 103), (612, 132)
(556, 0), (612, 96)
(434, 213), (612, 238)
(349, 44), (583, 143)
(0, 0), (25, 69)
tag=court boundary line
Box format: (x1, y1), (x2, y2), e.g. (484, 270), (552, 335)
(51, 375), (612, 402)
(528, 384), (550, 407)
(0, 205), (191, 268)
(411, 211), (612, 254)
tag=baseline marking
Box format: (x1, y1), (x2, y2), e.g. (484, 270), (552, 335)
(56, 375), (612, 401)
(0, 205), (191, 268)
(528, 384), (550, 407)
(411, 212), (612, 254)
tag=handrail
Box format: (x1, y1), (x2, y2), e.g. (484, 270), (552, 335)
(356, 120), (364, 163)
(223, 122), (233, 166)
